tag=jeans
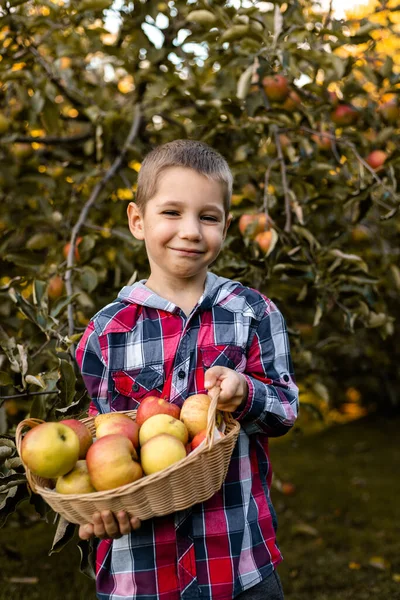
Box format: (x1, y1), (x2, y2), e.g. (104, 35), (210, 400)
(236, 571), (284, 600)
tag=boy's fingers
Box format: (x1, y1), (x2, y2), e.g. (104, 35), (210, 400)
(101, 510), (121, 538)
(204, 366), (226, 389)
(92, 511), (107, 538)
(130, 516), (141, 530)
(79, 523), (94, 540)
(116, 511), (132, 536)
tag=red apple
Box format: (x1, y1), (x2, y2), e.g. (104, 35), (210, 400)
(331, 104), (358, 126)
(255, 230), (273, 254)
(135, 396), (181, 427)
(86, 434), (142, 491)
(282, 90), (301, 112)
(191, 429), (207, 450)
(365, 150), (387, 171)
(95, 413), (139, 448)
(47, 275), (64, 300)
(311, 132), (332, 151)
(262, 74), (290, 103)
(60, 419), (93, 459)
(238, 213), (269, 238)
(63, 236), (82, 262)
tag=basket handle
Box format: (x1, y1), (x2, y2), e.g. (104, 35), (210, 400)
(15, 418), (46, 493)
(205, 386), (220, 450)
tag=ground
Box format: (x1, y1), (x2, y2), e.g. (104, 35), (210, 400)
(0, 414), (399, 600)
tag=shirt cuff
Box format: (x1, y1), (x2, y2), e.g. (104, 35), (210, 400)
(231, 374), (264, 422)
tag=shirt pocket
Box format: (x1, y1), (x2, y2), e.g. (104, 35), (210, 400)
(201, 344), (247, 372)
(111, 364), (164, 410)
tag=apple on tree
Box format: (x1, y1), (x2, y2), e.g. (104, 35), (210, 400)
(262, 75), (290, 103)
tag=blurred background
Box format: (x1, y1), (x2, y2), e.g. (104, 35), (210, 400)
(0, 0), (399, 598)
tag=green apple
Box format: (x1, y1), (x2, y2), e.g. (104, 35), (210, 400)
(56, 460), (96, 494)
(21, 422), (79, 478)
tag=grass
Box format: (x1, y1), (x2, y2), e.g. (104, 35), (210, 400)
(0, 414), (399, 599)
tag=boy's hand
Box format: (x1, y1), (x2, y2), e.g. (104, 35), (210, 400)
(204, 367), (248, 412)
(78, 510), (141, 540)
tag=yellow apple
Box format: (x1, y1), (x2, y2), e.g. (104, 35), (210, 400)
(139, 414), (189, 446)
(180, 394), (211, 439)
(95, 413), (139, 448)
(56, 460), (96, 494)
(86, 434), (142, 491)
(21, 422), (80, 478)
(140, 434), (187, 475)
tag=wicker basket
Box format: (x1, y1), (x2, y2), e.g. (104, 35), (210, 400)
(16, 390), (240, 524)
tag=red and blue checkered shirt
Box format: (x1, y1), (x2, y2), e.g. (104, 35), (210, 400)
(76, 272), (299, 600)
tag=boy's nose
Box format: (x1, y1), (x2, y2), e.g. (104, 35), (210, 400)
(179, 218), (202, 240)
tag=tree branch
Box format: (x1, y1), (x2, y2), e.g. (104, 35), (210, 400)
(65, 104), (142, 343)
(1, 132), (92, 145)
(273, 125), (292, 233)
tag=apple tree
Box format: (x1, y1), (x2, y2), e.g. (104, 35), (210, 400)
(0, 0), (399, 542)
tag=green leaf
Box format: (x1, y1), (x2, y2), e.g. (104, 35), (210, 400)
(57, 359), (76, 407)
(49, 516), (77, 555)
(77, 538), (97, 580)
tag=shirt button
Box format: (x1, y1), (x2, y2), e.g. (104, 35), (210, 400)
(132, 382), (140, 392)
(283, 374), (290, 382)
(178, 370), (185, 379)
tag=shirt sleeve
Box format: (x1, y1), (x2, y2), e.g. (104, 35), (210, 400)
(75, 321), (109, 416)
(232, 299), (299, 437)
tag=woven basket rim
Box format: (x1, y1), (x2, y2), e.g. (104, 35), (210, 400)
(29, 422), (240, 501)
(16, 403), (240, 504)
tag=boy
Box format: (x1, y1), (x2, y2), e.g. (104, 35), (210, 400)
(76, 139), (299, 600)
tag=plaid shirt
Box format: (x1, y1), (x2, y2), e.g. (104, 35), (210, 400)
(76, 272), (299, 600)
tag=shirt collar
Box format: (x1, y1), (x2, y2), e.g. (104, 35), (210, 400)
(117, 272), (237, 314)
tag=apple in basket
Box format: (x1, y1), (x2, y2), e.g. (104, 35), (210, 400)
(140, 434), (187, 475)
(86, 434), (142, 491)
(21, 422), (80, 478)
(56, 460), (96, 494)
(180, 394), (212, 439)
(139, 414), (189, 446)
(135, 396), (181, 427)
(60, 419), (93, 459)
(95, 413), (139, 448)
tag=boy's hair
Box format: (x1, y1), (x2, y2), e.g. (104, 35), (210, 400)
(136, 140), (233, 216)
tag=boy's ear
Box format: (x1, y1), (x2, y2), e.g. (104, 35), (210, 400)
(223, 212), (233, 239)
(127, 202), (145, 241)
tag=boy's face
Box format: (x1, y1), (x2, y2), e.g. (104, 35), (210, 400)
(127, 167), (232, 287)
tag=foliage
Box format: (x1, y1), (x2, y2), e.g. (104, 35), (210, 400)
(0, 0), (400, 527)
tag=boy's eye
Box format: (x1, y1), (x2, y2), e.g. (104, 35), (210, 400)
(201, 215), (219, 222)
(162, 211), (179, 216)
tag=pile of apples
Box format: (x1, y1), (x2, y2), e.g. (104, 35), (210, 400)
(20, 394), (221, 494)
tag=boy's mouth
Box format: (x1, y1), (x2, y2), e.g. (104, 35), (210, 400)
(171, 248), (204, 255)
